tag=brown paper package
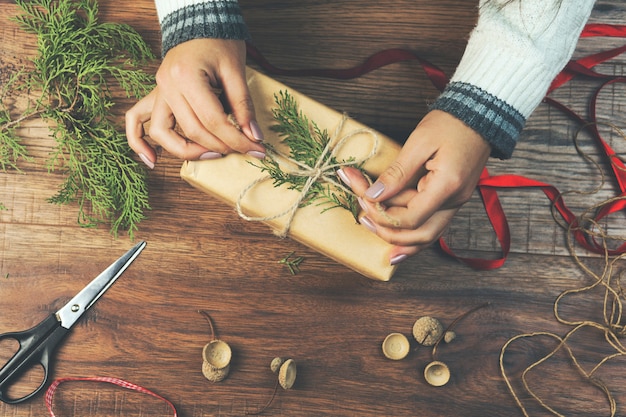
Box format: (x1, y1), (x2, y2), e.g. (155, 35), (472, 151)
(180, 67), (402, 281)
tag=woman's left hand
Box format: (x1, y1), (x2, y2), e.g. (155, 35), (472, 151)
(338, 110), (491, 265)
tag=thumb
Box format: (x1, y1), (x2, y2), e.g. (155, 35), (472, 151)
(364, 158), (423, 203)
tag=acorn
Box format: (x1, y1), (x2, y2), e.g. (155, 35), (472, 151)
(202, 361), (230, 382)
(412, 316), (444, 346)
(444, 331), (456, 344)
(382, 333), (410, 360)
(270, 357), (285, 374)
(278, 359), (297, 390)
(202, 339), (232, 382)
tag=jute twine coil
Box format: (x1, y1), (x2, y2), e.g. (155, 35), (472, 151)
(235, 114), (382, 237)
(499, 123), (626, 417)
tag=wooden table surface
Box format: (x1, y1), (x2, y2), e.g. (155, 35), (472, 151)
(1, 0), (626, 416)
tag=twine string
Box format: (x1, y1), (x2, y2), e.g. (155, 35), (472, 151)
(499, 144), (626, 416)
(236, 114), (379, 237)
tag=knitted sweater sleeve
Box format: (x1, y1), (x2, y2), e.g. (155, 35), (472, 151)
(154, 0), (250, 57)
(430, 0), (595, 159)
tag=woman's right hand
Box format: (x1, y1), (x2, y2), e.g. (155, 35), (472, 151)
(125, 38), (266, 169)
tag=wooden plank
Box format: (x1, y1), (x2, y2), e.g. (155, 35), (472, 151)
(0, 0), (625, 416)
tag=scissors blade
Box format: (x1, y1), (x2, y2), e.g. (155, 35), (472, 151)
(55, 241), (146, 329)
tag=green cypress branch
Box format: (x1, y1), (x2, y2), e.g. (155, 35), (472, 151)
(254, 91), (364, 221)
(0, 0), (155, 237)
(0, 70), (33, 172)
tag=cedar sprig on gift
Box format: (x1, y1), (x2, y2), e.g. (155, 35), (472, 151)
(0, 0), (155, 237)
(254, 90), (363, 221)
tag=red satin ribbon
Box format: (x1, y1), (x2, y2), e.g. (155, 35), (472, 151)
(580, 23), (626, 38)
(246, 44), (449, 92)
(45, 377), (178, 417)
(246, 22), (626, 269)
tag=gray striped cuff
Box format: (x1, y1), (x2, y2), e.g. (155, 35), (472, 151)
(160, 1), (250, 56)
(430, 82), (526, 159)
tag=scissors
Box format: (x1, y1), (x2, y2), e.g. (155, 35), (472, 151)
(0, 241), (146, 404)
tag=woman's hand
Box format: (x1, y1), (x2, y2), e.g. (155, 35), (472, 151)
(125, 38), (266, 168)
(338, 110), (491, 265)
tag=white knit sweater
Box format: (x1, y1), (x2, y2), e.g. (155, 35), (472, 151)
(153, 0), (596, 158)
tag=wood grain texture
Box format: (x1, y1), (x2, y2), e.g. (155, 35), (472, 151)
(1, 0), (625, 416)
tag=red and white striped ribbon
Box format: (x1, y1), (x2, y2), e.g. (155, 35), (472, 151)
(45, 377), (177, 417)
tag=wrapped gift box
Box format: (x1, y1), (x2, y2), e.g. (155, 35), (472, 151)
(180, 67), (402, 281)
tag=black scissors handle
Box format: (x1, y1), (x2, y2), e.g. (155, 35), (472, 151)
(0, 314), (69, 404)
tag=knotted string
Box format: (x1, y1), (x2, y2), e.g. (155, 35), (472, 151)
(236, 113), (379, 237)
(500, 214), (626, 416)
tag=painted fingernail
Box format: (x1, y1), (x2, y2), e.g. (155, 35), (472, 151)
(390, 254), (409, 266)
(250, 120), (264, 141)
(139, 153), (154, 170)
(365, 181), (385, 199)
(247, 150), (266, 160)
(336, 169), (351, 187)
(357, 197), (368, 214)
(199, 151), (223, 160)
(359, 216), (377, 234)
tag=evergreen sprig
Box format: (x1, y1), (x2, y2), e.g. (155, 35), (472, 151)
(255, 91), (364, 221)
(278, 251), (304, 275)
(0, 0), (155, 237)
(0, 70), (32, 172)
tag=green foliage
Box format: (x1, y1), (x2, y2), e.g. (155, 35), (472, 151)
(0, 0), (155, 237)
(278, 251), (304, 275)
(255, 91), (363, 221)
(0, 71), (32, 172)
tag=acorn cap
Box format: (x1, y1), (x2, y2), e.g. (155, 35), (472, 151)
(270, 357), (285, 374)
(382, 333), (410, 360)
(424, 361), (450, 387)
(278, 359), (297, 390)
(202, 361), (230, 382)
(202, 339), (232, 369)
(412, 316), (444, 346)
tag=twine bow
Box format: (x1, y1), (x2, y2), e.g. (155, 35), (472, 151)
(236, 114), (379, 237)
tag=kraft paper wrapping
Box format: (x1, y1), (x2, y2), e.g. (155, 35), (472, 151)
(180, 67), (402, 281)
